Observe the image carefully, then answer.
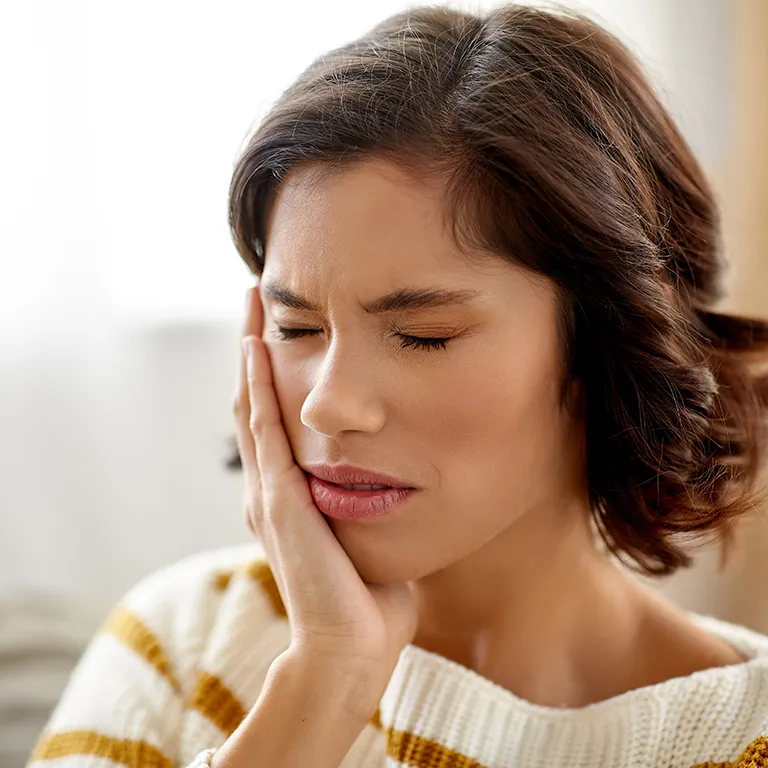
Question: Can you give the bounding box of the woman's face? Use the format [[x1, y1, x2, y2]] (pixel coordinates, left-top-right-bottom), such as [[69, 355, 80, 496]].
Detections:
[[261, 158, 585, 583]]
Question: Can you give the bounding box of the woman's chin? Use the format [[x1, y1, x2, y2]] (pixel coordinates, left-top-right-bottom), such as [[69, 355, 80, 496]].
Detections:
[[341, 543, 445, 585]]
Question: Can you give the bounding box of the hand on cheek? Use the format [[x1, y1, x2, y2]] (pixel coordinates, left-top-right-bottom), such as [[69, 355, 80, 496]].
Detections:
[[231, 284, 418, 706]]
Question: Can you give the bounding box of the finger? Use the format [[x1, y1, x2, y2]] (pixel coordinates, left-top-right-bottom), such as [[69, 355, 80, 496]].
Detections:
[[240, 327, 313, 610], [233, 286, 263, 450], [232, 284, 294, 609], [233, 285, 264, 531], [243, 334, 313, 504], [243, 281, 264, 346]]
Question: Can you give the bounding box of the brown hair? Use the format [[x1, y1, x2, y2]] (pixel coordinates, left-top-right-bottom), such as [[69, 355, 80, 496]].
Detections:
[[224, 3, 768, 576]]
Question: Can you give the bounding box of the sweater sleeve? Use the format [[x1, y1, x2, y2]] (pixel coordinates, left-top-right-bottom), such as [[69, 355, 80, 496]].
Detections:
[[25, 544, 266, 768]]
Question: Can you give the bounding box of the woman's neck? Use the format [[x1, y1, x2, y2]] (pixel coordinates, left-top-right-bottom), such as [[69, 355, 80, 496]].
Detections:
[[408, 499, 744, 708]]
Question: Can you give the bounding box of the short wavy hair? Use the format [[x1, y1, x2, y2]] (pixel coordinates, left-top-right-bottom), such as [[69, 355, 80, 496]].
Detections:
[[225, 3, 768, 576]]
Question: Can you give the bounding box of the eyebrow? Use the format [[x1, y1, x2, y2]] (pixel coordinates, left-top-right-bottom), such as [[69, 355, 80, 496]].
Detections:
[[260, 284, 481, 314]]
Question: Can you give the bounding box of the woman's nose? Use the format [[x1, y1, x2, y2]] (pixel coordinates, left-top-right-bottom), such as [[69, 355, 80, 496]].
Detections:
[[299, 348, 386, 438]]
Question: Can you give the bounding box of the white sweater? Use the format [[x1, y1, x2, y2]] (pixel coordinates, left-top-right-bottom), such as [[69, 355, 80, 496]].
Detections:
[[27, 543, 768, 767]]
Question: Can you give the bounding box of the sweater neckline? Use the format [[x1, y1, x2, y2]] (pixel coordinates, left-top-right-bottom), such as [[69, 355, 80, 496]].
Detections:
[[387, 611, 768, 721], [379, 613, 768, 767]]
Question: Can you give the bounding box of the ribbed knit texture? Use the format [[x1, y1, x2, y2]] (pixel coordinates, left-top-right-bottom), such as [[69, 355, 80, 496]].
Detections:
[[26, 543, 768, 767]]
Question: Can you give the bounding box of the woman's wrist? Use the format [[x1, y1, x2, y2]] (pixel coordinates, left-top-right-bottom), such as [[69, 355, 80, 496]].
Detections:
[[210, 650, 378, 768], [279, 646, 386, 719]]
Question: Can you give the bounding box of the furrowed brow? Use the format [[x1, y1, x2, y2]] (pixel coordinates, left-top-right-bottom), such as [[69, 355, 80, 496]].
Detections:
[[260, 284, 480, 314]]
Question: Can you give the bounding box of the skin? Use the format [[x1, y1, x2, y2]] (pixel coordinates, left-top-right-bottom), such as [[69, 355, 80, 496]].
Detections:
[[215, 157, 745, 768]]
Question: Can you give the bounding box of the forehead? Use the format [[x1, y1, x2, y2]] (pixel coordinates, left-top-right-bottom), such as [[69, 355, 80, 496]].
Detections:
[[260, 158, 552, 314], [262, 158, 471, 280]]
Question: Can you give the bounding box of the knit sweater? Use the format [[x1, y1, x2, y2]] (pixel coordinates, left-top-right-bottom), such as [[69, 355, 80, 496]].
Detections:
[[27, 543, 768, 768]]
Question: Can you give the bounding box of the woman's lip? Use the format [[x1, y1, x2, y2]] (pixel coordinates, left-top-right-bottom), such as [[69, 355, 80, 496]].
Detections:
[[308, 475, 415, 520], [302, 464, 413, 489]]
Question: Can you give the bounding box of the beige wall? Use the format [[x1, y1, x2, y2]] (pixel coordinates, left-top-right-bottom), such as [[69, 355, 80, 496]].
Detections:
[[716, 0, 768, 633]]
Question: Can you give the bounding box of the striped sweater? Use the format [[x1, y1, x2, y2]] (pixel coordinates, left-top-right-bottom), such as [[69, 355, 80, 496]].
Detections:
[[27, 543, 768, 767]]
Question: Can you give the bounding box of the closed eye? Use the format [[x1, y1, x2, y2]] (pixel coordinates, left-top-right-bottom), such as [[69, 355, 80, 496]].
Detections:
[[271, 326, 451, 351]]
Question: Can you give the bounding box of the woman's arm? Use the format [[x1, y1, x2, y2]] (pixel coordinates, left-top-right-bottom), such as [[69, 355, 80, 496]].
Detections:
[[211, 652, 376, 768]]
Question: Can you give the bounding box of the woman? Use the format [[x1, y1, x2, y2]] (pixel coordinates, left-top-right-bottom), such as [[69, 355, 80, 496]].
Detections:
[[29, 4, 768, 767]]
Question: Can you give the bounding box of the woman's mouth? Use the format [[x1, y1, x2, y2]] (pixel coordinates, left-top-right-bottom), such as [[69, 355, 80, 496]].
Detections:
[[308, 475, 415, 520]]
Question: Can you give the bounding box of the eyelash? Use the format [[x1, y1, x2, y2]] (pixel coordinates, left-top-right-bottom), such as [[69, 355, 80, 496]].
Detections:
[[272, 327, 451, 351]]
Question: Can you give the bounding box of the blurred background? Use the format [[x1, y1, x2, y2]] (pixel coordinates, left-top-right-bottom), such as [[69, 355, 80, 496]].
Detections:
[[1, 0, 766, 765]]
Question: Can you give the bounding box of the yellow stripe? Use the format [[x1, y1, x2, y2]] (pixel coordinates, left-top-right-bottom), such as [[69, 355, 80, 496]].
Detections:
[[102, 608, 181, 693], [214, 570, 233, 591], [28, 726, 768, 768], [385, 731, 768, 768], [188, 671, 382, 738], [30, 730, 173, 768], [387, 728, 485, 767], [188, 671, 248, 736], [689, 736, 768, 767], [245, 560, 287, 617]]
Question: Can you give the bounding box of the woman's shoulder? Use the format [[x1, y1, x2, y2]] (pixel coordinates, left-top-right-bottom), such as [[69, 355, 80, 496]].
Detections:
[[123, 540, 271, 602], [109, 540, 288, 688], [112, 541, 275, 628], [687, 612, 768, 744], [690, 612, 768, 655], [28, 543, 291, 767]]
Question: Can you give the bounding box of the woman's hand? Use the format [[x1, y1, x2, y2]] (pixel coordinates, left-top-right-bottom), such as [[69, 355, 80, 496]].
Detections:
[[232, 283, 417, 715]]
